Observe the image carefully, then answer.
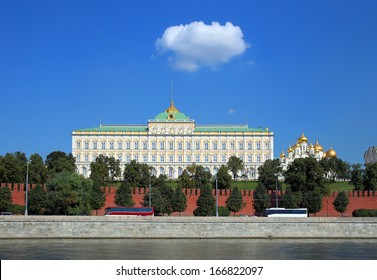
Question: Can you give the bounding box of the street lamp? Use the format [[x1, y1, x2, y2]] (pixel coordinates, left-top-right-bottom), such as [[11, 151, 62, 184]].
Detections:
[[214, 169, 219, 217], [25, 160, 30, 216], [275, 174, 279, 208], [149, 169, 155, 207]]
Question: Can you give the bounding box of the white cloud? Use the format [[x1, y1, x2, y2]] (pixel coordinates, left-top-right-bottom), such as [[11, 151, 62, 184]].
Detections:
[[155, 21, 249, 71], [228, 108, 236, 114]]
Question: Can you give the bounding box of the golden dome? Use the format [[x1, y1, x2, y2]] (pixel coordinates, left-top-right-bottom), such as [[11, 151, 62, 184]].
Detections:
[[280, 150, 286, 158], [165, 101, 179, 114], [287, 146, 293, 153], [297, 133, 308, 143], [309, 143, 314, 149], [325, 147, 337, 158], [314, 140, 324, 152]]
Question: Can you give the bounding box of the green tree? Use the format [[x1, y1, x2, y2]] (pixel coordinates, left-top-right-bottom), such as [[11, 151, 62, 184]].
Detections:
[[363, 163, 377, 191], [226, 187, 244, 216], [142, 188, 166, 216], [45, 171, 92, 215], [252, 183, 270, 216], [178, 170, 193, 190], [227, 156, 244, 181], [303, 190, 322, 216], [0, 152, 26, 183], [29, 153, 48, 185], [333, 191, 349, 217], [90, 155, 121, 186], [350, 164, 364, 191], [193, 186, 215, 216], [180, 164, 211, 190], [281, 188, 301, 209], [90, 183, 106, 216], [258, 159, 282, 190], [45, 151, 76, 175], [214, 165, 232, 190], [284, 157, 327, 195], [0, 186, 12, 212], [28, 184, 47, 215], [172, 188, 187, 215], [115, 181, 135, 207], [123, 160, 150, 188]]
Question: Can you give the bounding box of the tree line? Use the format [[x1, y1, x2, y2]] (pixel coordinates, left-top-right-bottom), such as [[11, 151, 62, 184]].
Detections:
[[1, 150, 376, 216]]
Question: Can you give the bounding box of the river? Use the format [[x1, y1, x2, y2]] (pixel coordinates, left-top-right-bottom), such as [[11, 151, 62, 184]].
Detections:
[[1, 239, 377, 260]]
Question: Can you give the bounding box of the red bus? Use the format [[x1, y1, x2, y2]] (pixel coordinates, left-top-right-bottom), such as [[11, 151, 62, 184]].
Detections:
[[104, 207, 154, 216]]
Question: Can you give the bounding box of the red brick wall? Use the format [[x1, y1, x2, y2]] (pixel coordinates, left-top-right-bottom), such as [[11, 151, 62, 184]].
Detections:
[[5, 183, 377, 217]]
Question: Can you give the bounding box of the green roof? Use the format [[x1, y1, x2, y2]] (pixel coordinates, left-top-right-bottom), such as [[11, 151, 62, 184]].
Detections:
[[73, 125, 148, 133], [195, 126, 267, 133], [153, 112, 191, 121]]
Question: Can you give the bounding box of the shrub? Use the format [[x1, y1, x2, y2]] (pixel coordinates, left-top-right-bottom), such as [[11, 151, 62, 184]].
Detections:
[[352, 209, 377, 217]]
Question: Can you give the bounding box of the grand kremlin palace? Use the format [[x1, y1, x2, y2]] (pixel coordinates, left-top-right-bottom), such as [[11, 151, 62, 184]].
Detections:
[[72, 102, 274, 179]]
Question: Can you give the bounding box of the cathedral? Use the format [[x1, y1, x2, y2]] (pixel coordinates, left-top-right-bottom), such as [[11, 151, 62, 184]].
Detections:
[[72, 101, 274, 179], [279, 133, 337, 171]]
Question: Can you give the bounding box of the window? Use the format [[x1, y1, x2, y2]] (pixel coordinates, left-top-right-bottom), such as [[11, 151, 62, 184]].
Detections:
[[169, 155, 174, 162], [169, 142, 174, 150], [76, 141, 81, 149], [204, 142, 209, 150], [118, 154, 122, 162], [101, 141, 106, 149], [265, 142, 270, 150], [213, 142, 218, 150], [168, 168, 174, 178], [84, 141, 89, 149], [152, 155, 156, 162], [110, 141, 114, 150], [126, 142, 131, 150], [240, 155, 244, 161], [143, 142, 147, 150], [82, 167, 87, 177], [222, 154, 226, 163], [152, 141, 156, 150], [134, 142, 139, 150], [76, 154, 81, 162], [160, 142, 165, 150], [257, 155, 261, 162], [186, 155, 191, 162], [213, 155, 218, 162], [186, 142, 191, 150], [126, 154, 131, 162], [143, 155, 147, 162], [92, 154, 97, 161], [84, 154, 89, 162], [239, 142, 244, 150], [178, 142, 183, 150], [204, 155, 209, 162], [195, 142, 200, 150], [256, 142, 261, 150], [230, 142, 235, 150], [118, 142, 122, 150], [93, 142, 97, 150], [134, 155, 139, 162], [195, 154, 200, 162], [248, 142, 252, 150], [160, 155, 165, 162], [178, 154, 182, 162], [248, 155, 252, 162], [222, 142, 226, 150], [178, 167, 183, 177], [159, 167, 165, 175]]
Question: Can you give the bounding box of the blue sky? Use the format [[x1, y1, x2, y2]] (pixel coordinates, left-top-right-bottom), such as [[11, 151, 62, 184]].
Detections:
[[1, 0, 376, 164]]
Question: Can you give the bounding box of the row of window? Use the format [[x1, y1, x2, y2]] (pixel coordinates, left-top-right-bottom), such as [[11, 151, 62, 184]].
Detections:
[[76, 153, 270, 164], [75, 140, 271, 151]]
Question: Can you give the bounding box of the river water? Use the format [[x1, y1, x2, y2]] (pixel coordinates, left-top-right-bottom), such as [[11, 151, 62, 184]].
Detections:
[[1, 239, 377, 260]]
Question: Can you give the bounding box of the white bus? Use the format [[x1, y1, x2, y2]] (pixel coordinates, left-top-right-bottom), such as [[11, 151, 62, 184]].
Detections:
[[264, 208, 308, 217]]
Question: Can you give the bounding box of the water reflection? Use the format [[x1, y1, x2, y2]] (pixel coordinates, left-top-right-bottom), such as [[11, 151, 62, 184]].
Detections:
[[1, 239, 377, 260]]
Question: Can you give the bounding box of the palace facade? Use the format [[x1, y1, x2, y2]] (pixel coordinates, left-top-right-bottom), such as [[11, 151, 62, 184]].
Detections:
[[72, 102, 274, 179]]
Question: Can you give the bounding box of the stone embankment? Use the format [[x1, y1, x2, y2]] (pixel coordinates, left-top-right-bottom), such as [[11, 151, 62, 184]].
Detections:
[[1, 216, 377, 239]]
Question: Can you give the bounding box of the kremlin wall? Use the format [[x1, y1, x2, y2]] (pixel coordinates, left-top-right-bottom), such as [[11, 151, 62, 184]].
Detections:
[[5, 183, 377, 217]]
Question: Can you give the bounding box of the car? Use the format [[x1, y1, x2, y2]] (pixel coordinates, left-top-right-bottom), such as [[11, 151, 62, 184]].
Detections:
[[0, 212, 12, 216]]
